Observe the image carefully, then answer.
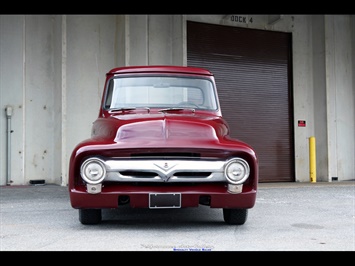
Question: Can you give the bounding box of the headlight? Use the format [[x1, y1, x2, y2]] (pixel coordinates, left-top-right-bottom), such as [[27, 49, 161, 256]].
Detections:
[[224, 158, 250, 184], [80, 158, 106, 184]]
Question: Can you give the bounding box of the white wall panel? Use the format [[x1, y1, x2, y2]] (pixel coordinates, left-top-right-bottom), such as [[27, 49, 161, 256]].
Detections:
[[0, 15, 25, 185], [24, 15, 57, 184], [331, 16, 354, 180], [311, 15, 328, 181], [291, 15, 315, 182], [325, 15, 355, 181], [65, 15, 117, 185], [148, 15, 172, 65]]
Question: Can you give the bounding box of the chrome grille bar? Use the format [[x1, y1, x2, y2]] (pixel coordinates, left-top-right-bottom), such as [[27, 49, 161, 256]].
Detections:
[[103, 159, 226, 182]]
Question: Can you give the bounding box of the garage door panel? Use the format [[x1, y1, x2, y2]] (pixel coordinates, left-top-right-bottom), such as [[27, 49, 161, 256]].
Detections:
[[187, 21, 294, 182]]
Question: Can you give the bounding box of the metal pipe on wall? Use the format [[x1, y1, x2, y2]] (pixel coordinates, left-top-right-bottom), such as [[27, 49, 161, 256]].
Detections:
[[5, 105, 13, 185]]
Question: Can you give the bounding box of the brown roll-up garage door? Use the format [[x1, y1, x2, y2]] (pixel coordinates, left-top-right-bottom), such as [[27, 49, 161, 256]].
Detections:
[[187, 21, 294, 183]]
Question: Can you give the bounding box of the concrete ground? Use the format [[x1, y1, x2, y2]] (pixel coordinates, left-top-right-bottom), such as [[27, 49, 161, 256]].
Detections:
[[0, 180, 354, 251]]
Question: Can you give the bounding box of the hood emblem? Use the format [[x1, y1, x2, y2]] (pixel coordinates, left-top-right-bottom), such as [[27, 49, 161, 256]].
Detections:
[[154, 162, 177, 172]]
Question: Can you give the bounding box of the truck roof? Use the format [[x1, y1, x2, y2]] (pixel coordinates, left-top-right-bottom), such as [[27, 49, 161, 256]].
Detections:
[[107, 65, 213, 77]]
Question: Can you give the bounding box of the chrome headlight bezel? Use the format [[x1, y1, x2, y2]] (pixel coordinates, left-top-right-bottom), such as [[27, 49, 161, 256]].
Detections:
[[224, 158, 250, 185], [80, 158, 106, 184]]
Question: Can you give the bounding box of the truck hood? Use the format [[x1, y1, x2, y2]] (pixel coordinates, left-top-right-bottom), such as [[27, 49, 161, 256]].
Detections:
[[113, 113, 227, 143]]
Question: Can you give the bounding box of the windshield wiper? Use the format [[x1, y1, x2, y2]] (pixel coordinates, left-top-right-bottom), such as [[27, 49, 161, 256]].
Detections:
[[109, 107, 150, 113], [158, 107, 195, 113], [109, 107, 136, 112]]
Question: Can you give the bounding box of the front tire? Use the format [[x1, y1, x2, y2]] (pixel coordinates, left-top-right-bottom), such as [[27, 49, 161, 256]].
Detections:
[[79, 209, 102, 225], [223, 208, 248, 225]]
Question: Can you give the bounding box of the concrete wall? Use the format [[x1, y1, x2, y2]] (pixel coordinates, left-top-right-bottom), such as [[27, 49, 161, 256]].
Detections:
[[324, 15, 354, 181], [0, 14, 354, 186], [292, 15, 317, 182], [64, 15, 117, 185], [1, 15, 25, 185]]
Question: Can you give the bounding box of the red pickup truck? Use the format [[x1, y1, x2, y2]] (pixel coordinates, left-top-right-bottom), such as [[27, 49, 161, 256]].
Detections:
[[68, 65, 258, 225]]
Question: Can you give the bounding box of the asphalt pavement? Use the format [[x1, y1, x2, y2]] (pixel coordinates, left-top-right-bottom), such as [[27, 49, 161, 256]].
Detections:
[[0, 180, 354, 251]]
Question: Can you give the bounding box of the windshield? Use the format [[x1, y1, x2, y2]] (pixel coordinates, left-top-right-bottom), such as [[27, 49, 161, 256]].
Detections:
[[104, 76, 218, 111]]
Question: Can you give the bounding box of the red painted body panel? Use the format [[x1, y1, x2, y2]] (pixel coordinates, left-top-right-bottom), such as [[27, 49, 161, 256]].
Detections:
[[70, 183, 257, 209], [68, 65, 258, 220]]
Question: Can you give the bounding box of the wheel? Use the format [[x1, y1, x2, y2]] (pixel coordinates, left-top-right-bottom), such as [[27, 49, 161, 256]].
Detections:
[[79, 209, 102, 225], [223, 208, 248, 225]]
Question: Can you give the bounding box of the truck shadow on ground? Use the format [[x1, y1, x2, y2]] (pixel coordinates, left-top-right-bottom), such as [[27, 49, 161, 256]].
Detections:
[[98, 205, 229, 227]]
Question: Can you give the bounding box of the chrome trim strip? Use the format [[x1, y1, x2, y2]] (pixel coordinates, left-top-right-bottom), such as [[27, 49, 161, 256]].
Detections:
[[103, 159, 227, 183]]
